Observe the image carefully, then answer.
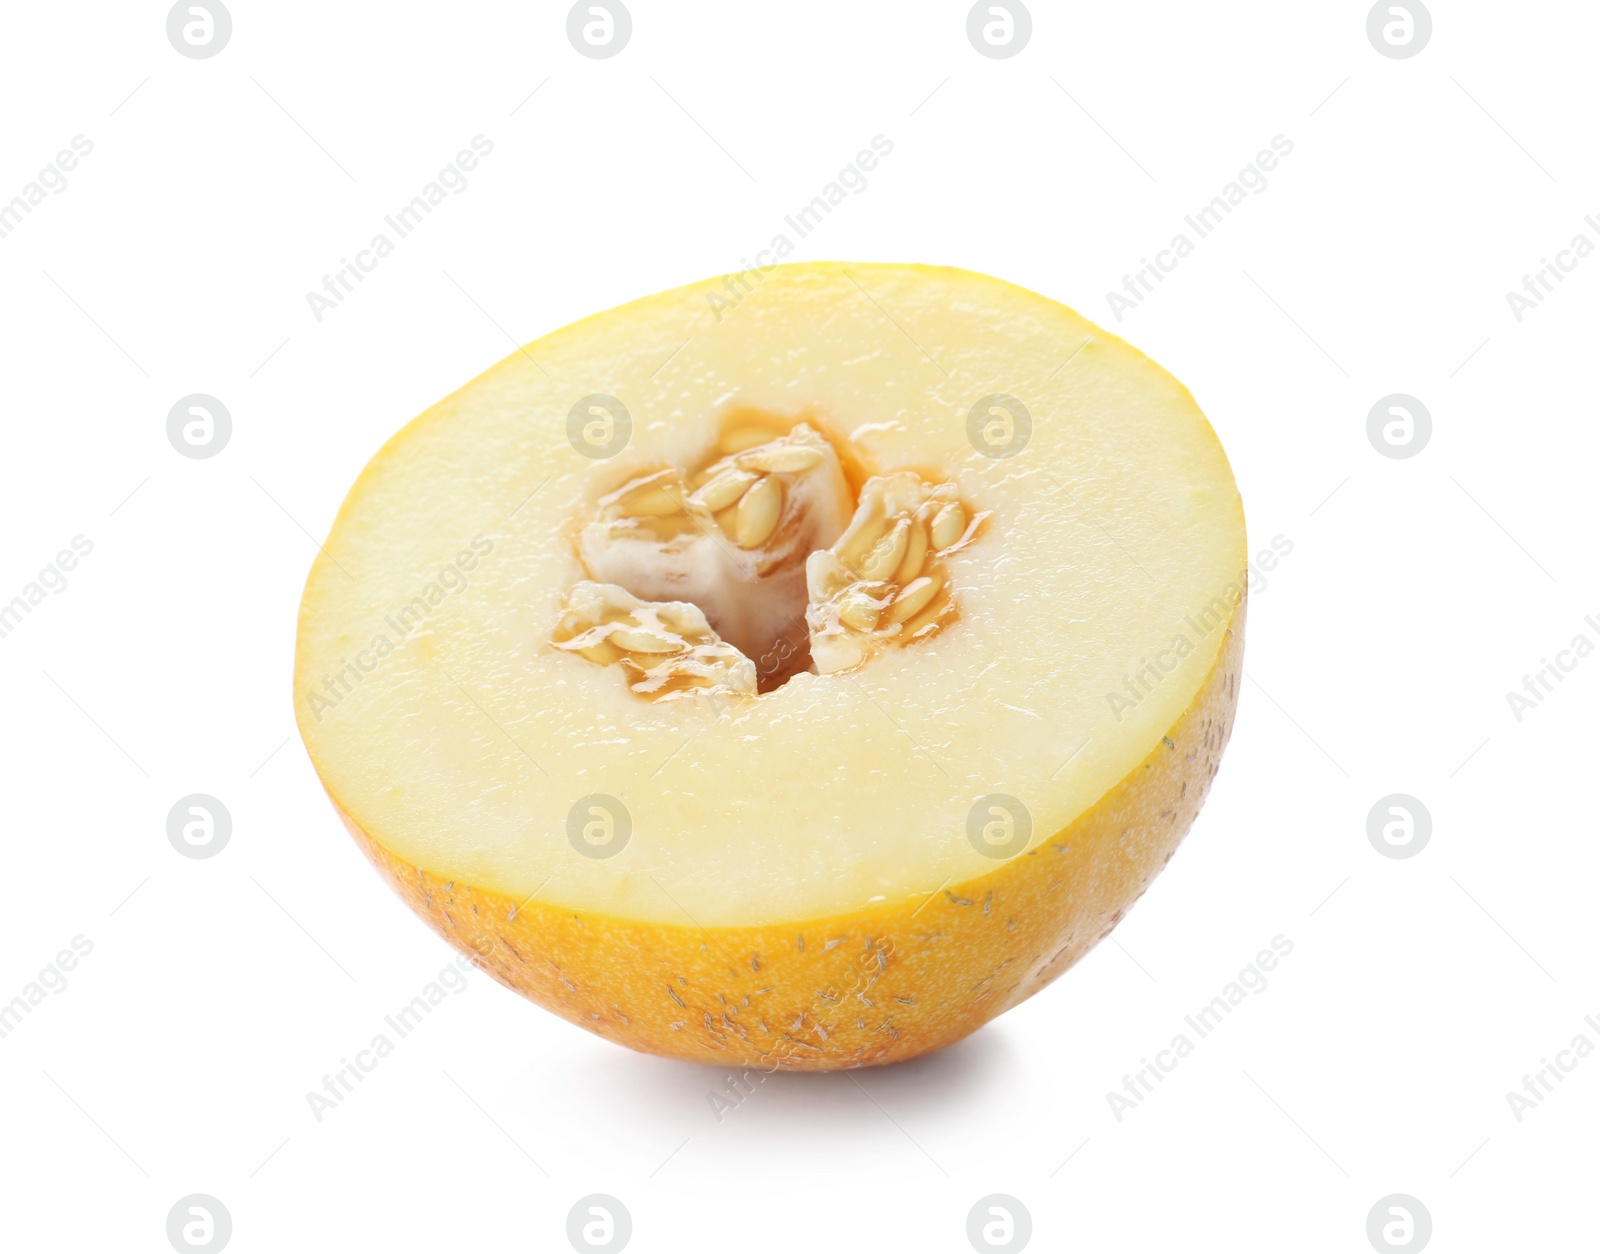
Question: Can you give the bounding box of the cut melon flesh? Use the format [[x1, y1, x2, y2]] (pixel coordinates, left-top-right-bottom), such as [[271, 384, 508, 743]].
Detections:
[[295, 263, 1245, 1067]]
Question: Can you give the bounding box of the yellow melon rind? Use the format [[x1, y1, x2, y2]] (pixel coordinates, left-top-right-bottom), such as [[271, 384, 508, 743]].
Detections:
[[325, 598, 1243, 1070]]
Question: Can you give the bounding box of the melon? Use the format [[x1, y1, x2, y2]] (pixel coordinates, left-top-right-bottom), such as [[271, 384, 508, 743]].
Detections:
[[294, 262, 1246, 1069]]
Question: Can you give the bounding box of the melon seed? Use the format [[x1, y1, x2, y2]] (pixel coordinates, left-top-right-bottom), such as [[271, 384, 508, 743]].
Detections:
[[930, 502, 966, 551], [899, 585, 950, 636], [615, 477, 685, 518], [857, 517, 909, 582], [836, 588, 883, 632], [739, 444, 825, 474], [735, 474, 783, 549], [891, 518, 929, 586], [577, 638, 625, 666], [691, 468, 758, 513], [885, 569, 944, 625], [610, 626, 684, 654]]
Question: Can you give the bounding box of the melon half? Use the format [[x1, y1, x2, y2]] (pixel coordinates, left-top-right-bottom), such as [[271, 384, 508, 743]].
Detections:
[[294, 263, 1246, 1070]]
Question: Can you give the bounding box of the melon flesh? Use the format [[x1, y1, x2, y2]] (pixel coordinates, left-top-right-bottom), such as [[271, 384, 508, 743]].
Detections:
[[294, 262, 1246, 1068]]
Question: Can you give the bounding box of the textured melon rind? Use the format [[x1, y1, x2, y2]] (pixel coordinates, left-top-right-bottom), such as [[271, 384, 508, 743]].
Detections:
[[324, 598, 1244, 1071]]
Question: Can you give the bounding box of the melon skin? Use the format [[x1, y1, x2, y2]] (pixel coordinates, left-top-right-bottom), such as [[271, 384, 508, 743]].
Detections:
[[324, 600, 1241, 1070]]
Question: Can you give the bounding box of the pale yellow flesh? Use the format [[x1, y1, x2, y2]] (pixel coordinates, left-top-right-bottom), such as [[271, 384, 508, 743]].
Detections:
[[329, 603, 1242, 1069], [294, 263, 1245, 934]]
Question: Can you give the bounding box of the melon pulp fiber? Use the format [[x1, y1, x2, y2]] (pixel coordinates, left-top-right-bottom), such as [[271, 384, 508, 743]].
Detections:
[[294, 262, 1246, 1069]]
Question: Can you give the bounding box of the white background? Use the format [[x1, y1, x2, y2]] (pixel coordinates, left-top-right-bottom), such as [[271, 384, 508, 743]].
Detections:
[[1, 1, 1594, 1250]]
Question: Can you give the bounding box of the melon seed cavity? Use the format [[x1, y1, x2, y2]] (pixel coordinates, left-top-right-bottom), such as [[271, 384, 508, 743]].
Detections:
[[556, 415, 981, 699]]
